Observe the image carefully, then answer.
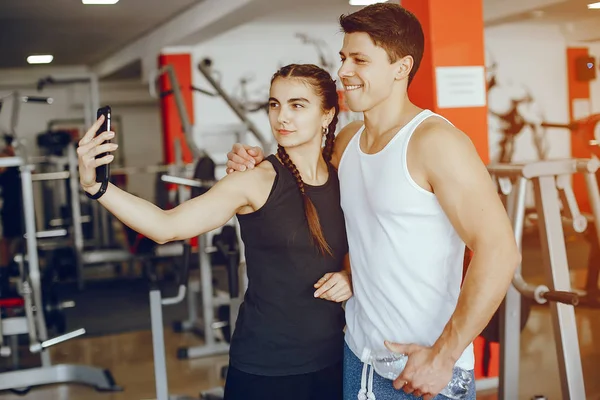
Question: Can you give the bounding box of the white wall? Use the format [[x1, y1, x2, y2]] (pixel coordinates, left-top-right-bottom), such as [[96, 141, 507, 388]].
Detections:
[[117, 104, 163, 200], [190, 18, 362, 174], [189, 17, 575, 170], [485, 22, 571, 163]]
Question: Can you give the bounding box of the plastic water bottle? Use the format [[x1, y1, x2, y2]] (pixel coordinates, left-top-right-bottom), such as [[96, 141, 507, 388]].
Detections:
[[370, 351, 472, 400]]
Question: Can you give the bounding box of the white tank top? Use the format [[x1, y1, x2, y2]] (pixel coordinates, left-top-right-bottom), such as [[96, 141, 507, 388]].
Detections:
[[339, 109, 475, 371]]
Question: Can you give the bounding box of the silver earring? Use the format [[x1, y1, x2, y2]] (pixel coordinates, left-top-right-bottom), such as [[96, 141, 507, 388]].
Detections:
[[322, 127, 328, 136]]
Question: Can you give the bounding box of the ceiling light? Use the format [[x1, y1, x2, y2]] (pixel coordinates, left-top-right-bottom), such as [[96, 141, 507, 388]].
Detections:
[[27, 55, 54, 64], [349, 0, 389, 5], [82, 0, 119, 4], [588, 2, 600, 9]]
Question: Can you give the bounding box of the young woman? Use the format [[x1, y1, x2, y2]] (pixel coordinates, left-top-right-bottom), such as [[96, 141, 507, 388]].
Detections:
[[77, 64, 351, 400]]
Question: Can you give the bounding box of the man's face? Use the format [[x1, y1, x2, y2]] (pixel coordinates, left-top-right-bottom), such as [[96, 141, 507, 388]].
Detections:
[[338, 32, 401, 113]]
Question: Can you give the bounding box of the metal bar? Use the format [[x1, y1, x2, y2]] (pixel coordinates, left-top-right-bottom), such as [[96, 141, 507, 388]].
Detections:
[[499, 177, 525, 400], [583, 172, 600, 300], [185, 342, 229, 359], [90, 74, 100, 125], [162, 286, 186, 306], [174, 139, 187, 204], [10, 92, 21, 135], [507, 177, 548, 302], [489, 159, 582, 179], [24, 229, 68, 239], [31, 171, 70, 181], [164, 65, 204, 159], [30, 329, 86, 353], [0, 157, 23, 168], [184, 280, 200, 332], [197, 61, 270, 149], [556, 175, 587, 233], [1, 317, 29, 336], [540, 122, 575, 130], [20, 165, 52, 367], [49, 216, 91, 226], [0, 364, 119, 392], [92, 198, 102, 249], [150, 290, 169, 400], [160, 175, 215, 189], [487, 163, 526, 178], [111, 165, 171, 175], [533, 176, 586, 400], [97, 77, 109, 248], [576, 158, 600, 174], [22, 96, 53, 104], [584, 172, 600, 251], [100, 206, 111, 247], [82, 249, 132, 264], [199, 234, 216, 347], [67, 145, 85, 290], [10, 335, 18, 368]]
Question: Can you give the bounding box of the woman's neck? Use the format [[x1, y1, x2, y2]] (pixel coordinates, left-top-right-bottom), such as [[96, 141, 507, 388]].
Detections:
[[279, 145, 328, 185]]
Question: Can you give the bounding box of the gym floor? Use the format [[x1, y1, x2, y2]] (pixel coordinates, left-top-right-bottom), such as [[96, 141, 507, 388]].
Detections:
[[1, 230, 600, 400]]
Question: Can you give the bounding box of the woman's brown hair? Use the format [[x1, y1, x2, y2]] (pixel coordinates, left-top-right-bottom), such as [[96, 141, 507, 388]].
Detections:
[[271, 64, 340, 256]]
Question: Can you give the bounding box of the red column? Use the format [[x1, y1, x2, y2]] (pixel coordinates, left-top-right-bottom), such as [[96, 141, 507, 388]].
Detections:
[[566, 47, 592, 212], [158, 53, 195, 165], [404, 0, 489, 163]]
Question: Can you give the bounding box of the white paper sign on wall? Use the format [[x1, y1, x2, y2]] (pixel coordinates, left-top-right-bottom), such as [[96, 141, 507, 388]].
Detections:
[[435, 66, 487, 109]]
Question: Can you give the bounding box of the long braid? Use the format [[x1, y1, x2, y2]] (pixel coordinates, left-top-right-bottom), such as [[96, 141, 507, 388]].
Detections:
[[271, 64, 339, 257], [322, 110, 338, 165], [277, 145, 333, 256], [277, 145, 305, 195]]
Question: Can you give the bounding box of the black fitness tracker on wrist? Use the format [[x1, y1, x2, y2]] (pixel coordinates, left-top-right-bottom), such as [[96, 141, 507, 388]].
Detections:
[[85, 179, 108, 200]]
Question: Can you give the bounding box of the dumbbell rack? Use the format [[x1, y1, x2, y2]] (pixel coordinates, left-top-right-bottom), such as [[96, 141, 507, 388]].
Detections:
[[0, 157, 121, 395], [488, 158, 592, 400]]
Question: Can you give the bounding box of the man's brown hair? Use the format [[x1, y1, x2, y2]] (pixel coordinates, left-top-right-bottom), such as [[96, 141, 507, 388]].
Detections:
[[339, 3, 425, 86]]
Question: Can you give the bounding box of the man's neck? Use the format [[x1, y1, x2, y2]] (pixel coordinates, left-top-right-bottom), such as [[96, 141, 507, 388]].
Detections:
[[363, 92, 421, 138]]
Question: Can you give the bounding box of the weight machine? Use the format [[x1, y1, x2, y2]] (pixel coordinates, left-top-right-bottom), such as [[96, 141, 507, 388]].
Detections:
[[196, 58, 273, 152], [0, 156, 120, 395], [147, 62, 259, 361], [148, 173, 244, 400], [487, 158, 596, 400], [160, 173, 242, 362], [35, 72, 133, 289]]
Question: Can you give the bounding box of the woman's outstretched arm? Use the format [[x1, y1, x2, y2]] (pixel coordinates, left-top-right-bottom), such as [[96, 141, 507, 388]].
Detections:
[[78, 116, 256, 244]]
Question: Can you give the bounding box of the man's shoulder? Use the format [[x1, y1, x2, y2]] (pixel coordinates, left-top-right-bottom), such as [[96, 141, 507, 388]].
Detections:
[[412, 115, 471, 151], [331, 120, 364, 168], [410, 115, 481, 178], [337, 120, 364, 141]]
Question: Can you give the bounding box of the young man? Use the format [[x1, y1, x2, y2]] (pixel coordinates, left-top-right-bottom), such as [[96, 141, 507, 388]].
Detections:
[[226, 4, 520, 399]]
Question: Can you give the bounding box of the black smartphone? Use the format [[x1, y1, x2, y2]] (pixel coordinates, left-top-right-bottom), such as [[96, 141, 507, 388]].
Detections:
[[95, 105, 111, 183]]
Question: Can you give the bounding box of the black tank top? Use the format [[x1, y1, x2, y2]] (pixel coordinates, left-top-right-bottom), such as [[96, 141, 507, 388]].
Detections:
[[230, 154, 348, 376]]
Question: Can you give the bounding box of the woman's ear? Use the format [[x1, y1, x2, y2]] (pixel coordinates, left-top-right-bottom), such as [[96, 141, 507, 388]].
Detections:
[[323, 107, 335, 128]]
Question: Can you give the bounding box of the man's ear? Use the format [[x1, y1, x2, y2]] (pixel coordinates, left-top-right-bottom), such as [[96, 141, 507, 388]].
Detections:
[[395, 55, 414, 81]]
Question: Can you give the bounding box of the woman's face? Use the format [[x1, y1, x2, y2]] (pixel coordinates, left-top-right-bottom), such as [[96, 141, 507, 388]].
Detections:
[[268, 77, 330, 150]]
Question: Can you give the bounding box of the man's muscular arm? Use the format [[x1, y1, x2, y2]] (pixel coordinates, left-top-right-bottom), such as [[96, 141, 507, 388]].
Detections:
[[386, 119, 520, 399]]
